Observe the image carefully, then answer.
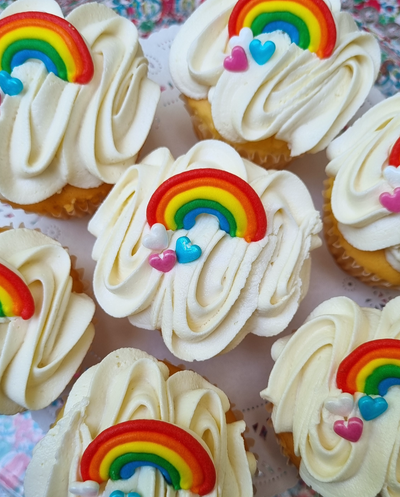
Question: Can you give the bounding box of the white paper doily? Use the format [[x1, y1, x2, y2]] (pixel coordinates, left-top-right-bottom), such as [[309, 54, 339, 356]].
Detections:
[[0, 24, 397, 497]]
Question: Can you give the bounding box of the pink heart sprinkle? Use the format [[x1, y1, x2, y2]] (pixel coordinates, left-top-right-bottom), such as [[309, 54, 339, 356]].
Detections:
[[333, 417, 363, 442], [380, 187, 400, 213], [148, 250, 176, 273], [223, 46, 248, 72]]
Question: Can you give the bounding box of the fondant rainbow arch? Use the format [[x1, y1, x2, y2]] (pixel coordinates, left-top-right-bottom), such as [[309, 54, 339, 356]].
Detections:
[[228, 0, 337, 59], [0, 262, 35, 320], [0, 11, 94, 84], [146, 169, 267, 243], [337, 339, 400, 396], [80, 420, 216, 496], [389, 137, 400, 167]]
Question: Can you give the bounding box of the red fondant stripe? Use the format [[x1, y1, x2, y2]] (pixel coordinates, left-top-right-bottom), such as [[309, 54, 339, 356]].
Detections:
[[0, 11, 93, 83], [146, 168, 267, 242], [80, 419, 216, 495], [336, 339, 400, 394], [228, 0, 336, 59], [0, 263, 34, 320], [389, 137, 400, 168]]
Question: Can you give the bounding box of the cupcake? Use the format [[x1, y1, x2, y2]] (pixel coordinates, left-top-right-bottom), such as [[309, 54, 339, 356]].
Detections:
[[0, 0, 160, 218], [24, 347, 256, 497], [88, 140, 322, 361], [324, 93, 400, 289], [169, 0, 380, 168], [0, 228, 95, 415], [261, 296, 400, 497]]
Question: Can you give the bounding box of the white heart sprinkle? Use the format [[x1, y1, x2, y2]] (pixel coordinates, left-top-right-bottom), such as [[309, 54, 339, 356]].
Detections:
[[142, 223, 169, 251], [229, 27, 253, 50], [324, 393, 354, 417], [384, 165, 400, 188], [69, 481, 100, 496]]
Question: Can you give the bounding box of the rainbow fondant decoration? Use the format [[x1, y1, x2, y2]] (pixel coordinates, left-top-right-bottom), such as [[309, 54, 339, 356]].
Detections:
[[146, 169, 267, 243], [228, 0, 337, 59], [0, 11, 94, 84], [80, 420, 216, 496], [0, 262, 34, 320], [337, 339, 400, 396]]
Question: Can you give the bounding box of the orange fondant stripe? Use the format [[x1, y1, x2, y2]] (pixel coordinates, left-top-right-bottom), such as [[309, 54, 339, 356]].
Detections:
[[229, 0, 335, 58], [0, 12, 93, 83], [0, 274, 25, 315], [337, 339, 400, 394], [0, 263, 34, 320], [155, 179, 257, 240], [87, 431, 204, 486], [147, 169, 267, 242], [80, 420, 216, 496]]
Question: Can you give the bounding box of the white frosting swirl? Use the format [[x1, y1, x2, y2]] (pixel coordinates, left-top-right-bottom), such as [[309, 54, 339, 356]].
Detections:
[[170, 0, 380, 156], [0, 229, 95, 414], [24, 348, 256, 497], [326, 93, 400, 272], [261, 296, 400, 497], [0, 0, 160, 204], [88, 140, 322, 361]]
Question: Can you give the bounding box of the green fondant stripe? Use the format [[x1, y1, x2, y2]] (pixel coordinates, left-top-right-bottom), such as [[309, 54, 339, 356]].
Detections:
[[174, 199, 237, 237], [2, 39, 68, 80], [0, 301, 5, 318], [251, 12, 310, 50], [109, 452, 181, 490], [364, 364, 400, 395]]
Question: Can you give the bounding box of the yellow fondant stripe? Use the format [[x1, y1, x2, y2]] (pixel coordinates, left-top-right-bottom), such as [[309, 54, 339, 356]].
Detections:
[[164, 186, 248, 237], [243, 2, 321, 53], [98, 441, 193, 488], [0, 287, 14, 316], [356, 358, 400, 392], [0, 26, 76, 80]]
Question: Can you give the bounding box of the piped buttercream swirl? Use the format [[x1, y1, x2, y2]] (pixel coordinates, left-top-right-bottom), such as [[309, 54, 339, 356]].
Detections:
[[24, 348, 256, 497], [170, 0, 380, 156], [326, 93, 400, 272], [0, 228, 95, 414], [0, 0, 160, 204], [88, 140, 321, 361], [261, 296, 400, 497]]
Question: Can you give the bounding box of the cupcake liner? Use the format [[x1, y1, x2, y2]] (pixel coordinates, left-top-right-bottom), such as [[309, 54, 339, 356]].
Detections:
[[5, 182, 113, 219], [183, 96, 293, 169], [275, 431, 301, 471], [323, 178, 400, 289]]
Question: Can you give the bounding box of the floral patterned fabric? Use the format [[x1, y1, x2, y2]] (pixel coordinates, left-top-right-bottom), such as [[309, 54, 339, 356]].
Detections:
[[0, 412, 43, 497]]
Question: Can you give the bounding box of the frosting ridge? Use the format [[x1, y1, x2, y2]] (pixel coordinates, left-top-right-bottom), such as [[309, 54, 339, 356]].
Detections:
[[0, 0, 160, 204], [261, 296, 400, 497], [326, 93, 400, 272], [88, 140, 321, 361], [170, 0, 380, 156], [0, 228, 95, 414], [24, 348, 256, 497]]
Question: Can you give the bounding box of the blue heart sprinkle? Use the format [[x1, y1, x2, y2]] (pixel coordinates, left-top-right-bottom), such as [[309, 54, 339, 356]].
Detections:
[[0, 70, 23, 96], [175, 236, 202, 264], [249, 39, 276, 66], [110, 492, 125, 497], [358, 395, 388, 421]]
